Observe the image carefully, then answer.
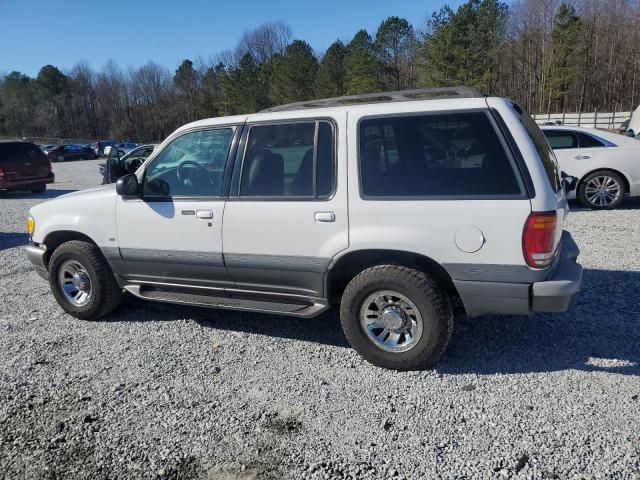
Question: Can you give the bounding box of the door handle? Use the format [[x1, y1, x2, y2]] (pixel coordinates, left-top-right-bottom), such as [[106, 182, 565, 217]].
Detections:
[[575, 155, 591, 160], [314, 211, 335, 223], [196, 210, 213, 219]]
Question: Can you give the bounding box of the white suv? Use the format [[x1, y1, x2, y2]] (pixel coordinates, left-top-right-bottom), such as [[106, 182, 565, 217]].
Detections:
[[24, 87, 583, 370]]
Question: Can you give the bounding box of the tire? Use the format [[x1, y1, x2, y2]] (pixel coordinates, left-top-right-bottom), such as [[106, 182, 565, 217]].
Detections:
[[30, 185, 46, 194], [339, 265, 453, 370], [48, 240, 122, 320], [578, 170, 626, 210]]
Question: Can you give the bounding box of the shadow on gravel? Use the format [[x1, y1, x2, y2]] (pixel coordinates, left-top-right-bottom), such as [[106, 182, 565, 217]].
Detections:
[[569, 196, 640, 211], [108, 295, 350, 348], [441, 268, 640, 376], [102, 269, 638, 373], [0, 188, 76, 200], [0, 232, 29, 251]]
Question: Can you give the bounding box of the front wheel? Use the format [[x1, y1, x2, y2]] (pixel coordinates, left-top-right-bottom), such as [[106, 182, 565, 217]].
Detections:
[[340, 265, 453, 370], [48, 240, 122, 320], [578, 171, 626, 210]]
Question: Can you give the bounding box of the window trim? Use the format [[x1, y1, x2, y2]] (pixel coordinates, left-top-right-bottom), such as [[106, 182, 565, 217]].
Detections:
[[356, 108, 529, 201], [229, 118, 338, 202], [133, 125, 241, 203]]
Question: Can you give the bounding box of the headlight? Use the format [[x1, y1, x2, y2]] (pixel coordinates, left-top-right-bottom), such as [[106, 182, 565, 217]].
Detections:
[[26, 217, 35, 235]]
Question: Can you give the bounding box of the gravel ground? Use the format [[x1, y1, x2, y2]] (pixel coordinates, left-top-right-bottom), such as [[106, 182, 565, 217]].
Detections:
[[1, 159, 639, 480]]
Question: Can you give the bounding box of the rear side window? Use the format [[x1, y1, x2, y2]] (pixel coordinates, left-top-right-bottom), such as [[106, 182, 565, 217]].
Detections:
[[543, 130, 578, 149], [239, 121, 335, 198], [576, 132, 605, 148], [513, 105, 560, 192], [358, 111, 522, 198]]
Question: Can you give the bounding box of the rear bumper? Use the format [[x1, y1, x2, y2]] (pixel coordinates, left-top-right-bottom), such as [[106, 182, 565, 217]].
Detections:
[[0, 173, 54, 191], [24, 243, 49, 280], [454, 231, 582, 317]]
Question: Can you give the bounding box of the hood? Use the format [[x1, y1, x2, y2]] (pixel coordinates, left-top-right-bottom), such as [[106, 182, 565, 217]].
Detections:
[[30, 184, 117, 219]]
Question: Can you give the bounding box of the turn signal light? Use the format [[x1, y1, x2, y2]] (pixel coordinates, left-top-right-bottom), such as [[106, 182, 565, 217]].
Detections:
[[26, 217, 35, 235], [523, 211, 557, 268]]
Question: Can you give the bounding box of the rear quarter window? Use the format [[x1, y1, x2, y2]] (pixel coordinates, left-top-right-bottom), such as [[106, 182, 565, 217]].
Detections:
[[513, 105, 561, 192], [358, 111, 523, 198]]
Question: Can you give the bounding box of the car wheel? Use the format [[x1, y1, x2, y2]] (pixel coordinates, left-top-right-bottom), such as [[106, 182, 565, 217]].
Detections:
[[30, 185, 46, 194], [48, 240, 122, 320], [340, 265, 453, 370], [57, 154, 65, 163], [578, 171, 626, 210]]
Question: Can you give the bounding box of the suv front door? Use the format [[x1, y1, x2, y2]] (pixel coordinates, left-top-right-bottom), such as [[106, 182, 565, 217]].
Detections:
[[115, 126, 239, 288], [222, 116, 348, 297]]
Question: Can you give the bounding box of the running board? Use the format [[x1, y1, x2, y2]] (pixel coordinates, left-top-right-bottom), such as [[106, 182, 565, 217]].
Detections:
[[123, 285, 329, 318]]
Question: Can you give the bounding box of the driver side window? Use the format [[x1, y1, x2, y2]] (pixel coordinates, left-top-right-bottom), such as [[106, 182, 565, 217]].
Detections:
[[143, 128, 233, 198]]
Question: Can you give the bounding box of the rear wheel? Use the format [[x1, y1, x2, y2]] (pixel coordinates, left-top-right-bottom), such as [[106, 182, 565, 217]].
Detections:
[[340, 265, 453, 370], [48, 240, 122, 320], [30, 185, 46, 194], [578, 171, 626, 210]]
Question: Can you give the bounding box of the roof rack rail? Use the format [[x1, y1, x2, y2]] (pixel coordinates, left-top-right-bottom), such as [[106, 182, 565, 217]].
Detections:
[[261, 86, 484, 113]]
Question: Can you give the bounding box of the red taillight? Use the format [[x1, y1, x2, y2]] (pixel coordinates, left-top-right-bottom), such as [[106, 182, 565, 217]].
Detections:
[[523, 211, 557, 268], [0, 166, 4, 177], [47, 160, 52, 173]]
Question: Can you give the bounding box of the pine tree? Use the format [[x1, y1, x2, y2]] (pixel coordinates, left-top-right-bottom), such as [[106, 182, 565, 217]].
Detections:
[[345, 30, 380, 95], [418, 0, 506, 93], [270, 40, 318, 104], [548, 3, 583, 112], [374, 17, 416, 90], [315, 40, 347, 98]]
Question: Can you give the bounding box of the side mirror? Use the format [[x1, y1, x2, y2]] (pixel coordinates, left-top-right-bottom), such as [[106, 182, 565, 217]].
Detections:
[[561, 171, 578, 193], [116, 174, 140, 196]]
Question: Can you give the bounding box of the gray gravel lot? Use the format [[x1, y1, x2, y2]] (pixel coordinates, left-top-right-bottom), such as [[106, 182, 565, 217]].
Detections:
[[1, 159, 639, 480]]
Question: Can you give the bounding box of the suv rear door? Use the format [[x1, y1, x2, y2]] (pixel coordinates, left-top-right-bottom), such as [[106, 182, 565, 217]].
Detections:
[[222, 113, 348, 297]]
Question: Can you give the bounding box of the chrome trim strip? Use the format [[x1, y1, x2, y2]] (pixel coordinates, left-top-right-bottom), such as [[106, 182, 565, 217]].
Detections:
[[225, 253, 330, 272]]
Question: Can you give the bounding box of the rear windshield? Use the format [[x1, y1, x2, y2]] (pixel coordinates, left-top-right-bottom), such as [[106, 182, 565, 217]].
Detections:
[[513, 104, 560, 192], [0, 142, 47, 163], [358, 111, 523, 198]]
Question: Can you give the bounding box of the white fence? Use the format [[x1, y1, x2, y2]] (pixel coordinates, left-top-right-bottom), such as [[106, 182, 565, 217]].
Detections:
[[533, 111, 631, 130]]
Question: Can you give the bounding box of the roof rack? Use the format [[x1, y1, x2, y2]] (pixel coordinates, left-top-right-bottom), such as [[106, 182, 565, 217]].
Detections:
[[261, 86, 484, 113]]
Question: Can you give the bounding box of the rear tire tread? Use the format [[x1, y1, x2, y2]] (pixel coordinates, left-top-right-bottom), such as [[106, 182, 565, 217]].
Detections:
[[340, 265, 453, 370]]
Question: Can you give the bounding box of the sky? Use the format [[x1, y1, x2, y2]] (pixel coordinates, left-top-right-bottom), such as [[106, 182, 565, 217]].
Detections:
[[0, 0, 466, 77]]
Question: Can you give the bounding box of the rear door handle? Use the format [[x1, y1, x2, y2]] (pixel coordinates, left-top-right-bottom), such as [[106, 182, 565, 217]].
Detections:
[[575, 155, 591, 160], [196, 210, 213, 219], [314, 211, 335, 223]]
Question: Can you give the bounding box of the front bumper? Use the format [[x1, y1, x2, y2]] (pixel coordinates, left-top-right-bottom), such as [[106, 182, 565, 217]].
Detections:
[[454, 231, 583, 317], [24, 243, 49, 280]]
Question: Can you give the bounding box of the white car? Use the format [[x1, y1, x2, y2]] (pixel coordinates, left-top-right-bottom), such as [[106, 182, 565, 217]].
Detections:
[[541, 126, 640, 209], [24, 88, 583, 370], [628, 104, 640, 138]]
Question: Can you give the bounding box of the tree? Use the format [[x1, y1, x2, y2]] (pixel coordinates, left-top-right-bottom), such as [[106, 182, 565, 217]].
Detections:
[[374, 17, 416, 90], [315, 40, 347, 98], [548, 3, 583, 112], [225, 53, 268, 113], [345, 30, 380, 94], [270, 40, 318, 104], [174, 59, 200, 122], [418, 0, 507, 93], [234, 21, 292, 65]]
